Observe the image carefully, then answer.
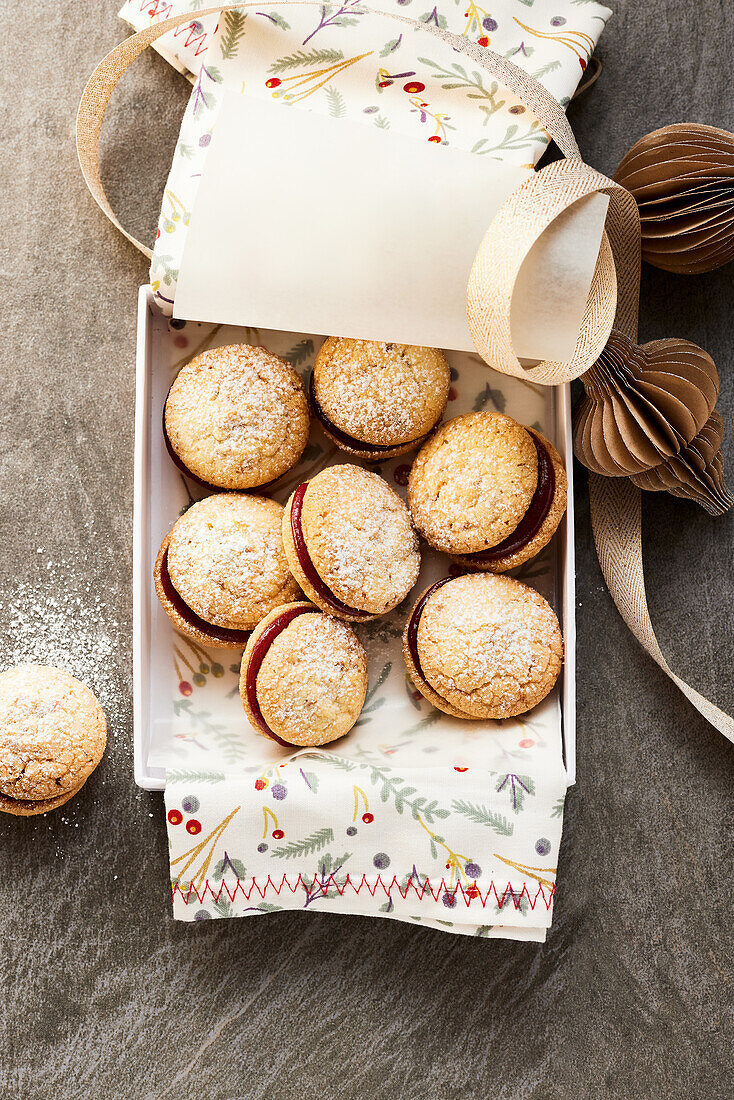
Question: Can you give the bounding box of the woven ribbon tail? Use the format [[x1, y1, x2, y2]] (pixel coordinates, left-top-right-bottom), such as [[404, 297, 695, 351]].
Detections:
[[589, 473, 734, 743]]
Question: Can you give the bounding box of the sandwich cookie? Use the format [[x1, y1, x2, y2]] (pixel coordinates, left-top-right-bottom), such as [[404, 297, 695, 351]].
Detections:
[[407, 412, 567, 572], [282, 464, 420, 621], [240, 602, 368, 747], [310, 338, 450, 460], [403, 573, 563, 720], [164, 343, 309, 490], [0, 665, 106, 816], [155, 493, 300, 649]]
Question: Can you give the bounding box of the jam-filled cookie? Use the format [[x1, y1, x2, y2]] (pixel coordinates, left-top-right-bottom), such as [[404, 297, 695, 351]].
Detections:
[[407, 412, 567, 571], [164, 343, 309, 490], [0, 665, 106, 816], [240, 602, 368, 747], [403, 573, 563, 720], [154, 493, 300, 648], [282, 464, 420, 621], [310, 338, 450, 460]]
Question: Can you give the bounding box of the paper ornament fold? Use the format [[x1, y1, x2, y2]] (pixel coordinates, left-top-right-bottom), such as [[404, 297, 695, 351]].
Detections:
[[614, 123, 734, 274], [630, 410, 733, 516], [573, 328, 719, 477]]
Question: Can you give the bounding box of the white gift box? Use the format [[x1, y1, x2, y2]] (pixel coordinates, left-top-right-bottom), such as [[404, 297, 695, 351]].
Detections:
[[132, 285, 576, 792]]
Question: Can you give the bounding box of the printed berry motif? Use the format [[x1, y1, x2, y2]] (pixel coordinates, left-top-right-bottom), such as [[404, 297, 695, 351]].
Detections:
[[141, 0, 598, 932], [137, 0, 605, 313]]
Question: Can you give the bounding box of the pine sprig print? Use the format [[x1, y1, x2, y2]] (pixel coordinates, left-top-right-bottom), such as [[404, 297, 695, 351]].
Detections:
[[317, 756, 450, 823], [269, 48, 344, 75], [354, 662, 391, 726], [167, 769, 226, 784], [283, 338, 314, 366], [272, 827, 334, 859], [325, 85, 346, 118], [531, 59, 561, 79], [473, 381, 506, 413], [220, 10, 247, 60], [495, 773, 536, 814], [451, 799, 514, 836]]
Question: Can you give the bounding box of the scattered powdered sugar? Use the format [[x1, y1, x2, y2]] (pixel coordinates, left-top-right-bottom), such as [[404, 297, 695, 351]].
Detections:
[[1, 562, 124, 740]]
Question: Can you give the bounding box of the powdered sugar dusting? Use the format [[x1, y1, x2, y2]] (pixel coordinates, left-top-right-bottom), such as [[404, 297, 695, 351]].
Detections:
[[418, 574, 562, 718], [256, 613, 367, 746], [314, 339, 449, 446]]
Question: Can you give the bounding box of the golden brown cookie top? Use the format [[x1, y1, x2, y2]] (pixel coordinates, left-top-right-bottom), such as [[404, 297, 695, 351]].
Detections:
[[296, 464, 420, 615], [407, 412, 538, 554], [165, 343, 309, 489], [240, 604, 368, 747], [412, 573, 562, 719], [313, 338, 450, 446], [451, 428, 568, 574], [167, 493, 300, 631], [0, 665, 106, 803]]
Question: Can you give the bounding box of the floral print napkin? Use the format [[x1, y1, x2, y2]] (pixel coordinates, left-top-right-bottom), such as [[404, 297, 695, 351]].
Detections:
[[119, 0, 611, 312], [143, 316, 572, 940], [124, 0, 611, 937]]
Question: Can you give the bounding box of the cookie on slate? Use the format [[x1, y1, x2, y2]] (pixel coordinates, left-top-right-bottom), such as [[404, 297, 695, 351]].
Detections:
[[310, 338, 450, 460], [402, 574, 563, 720], [155, 493, 300, 649], [0, 665, 106, 816], [282, 464, 420, 621], [240, 602, 368, 747], [408, 412, 566, 570], [164, 343, 309, 490]]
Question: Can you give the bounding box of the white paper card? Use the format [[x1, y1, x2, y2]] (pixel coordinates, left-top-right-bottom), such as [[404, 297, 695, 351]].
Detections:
[[175, 92, 607, 360]]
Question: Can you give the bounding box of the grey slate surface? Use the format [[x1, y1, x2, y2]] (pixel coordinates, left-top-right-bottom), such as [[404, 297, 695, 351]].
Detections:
[[0, 2, 732, 1097]]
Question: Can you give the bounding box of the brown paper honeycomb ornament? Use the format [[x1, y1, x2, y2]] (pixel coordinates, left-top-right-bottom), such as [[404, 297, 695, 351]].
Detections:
[[614, 123, 734, 275]]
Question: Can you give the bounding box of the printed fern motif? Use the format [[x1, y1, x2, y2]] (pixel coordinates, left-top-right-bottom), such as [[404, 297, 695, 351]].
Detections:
[[283, 338, 314, 366], [167, 769, 226, 784], [269, 48, 344, 74], [531, 59, 561, 79], [325, 85, 346, 118], [220, 10, 247, 60], [495, 773, 536, 813], [354, 662, 391, 726], [317, 755, 450, 824], [379, 36, 402, 58], [257, 11, 291, 30], [473, 381, 506, 413], [451, 799, 514, 836], [272, 827, 334, 859]]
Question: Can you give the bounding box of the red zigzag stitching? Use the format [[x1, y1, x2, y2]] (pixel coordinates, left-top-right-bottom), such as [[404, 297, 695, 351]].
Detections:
[[132, 1, 212, 56], [172, 875, 556, 911]]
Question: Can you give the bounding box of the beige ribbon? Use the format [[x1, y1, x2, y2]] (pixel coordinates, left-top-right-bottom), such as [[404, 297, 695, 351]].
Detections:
[[76, 3, 734, 744]]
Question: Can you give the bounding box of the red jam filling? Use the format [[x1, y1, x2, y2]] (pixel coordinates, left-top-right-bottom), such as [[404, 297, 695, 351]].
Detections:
[[159, 548, 251, 646], [244, 605, 313, 747], [309, 372, 429, 455], [459, 435, 555, 563], [290, 483, 371, 619], [406, 577, 453, 681]]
